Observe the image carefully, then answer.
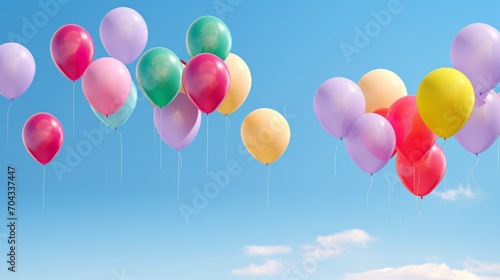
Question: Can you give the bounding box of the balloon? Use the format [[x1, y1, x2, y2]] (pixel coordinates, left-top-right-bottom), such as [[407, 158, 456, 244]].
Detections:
[[186, 15, 232, 60], [241, 108, 290, 165], [136, 47, 183, 108], [22, 113, 64, 165], [50, 24, 94, 81], [345, 113, 396, 174], [100, 7, 148, 64], [455, 90, 500, 154], [416, 67, 474, 138], [183, 53, 230, 114], [313, 77, 365, 139], [451, 23, 500, 96], [82, 57, 131, 116], [154, 93, 201, 150], [92, 82, 138, 129], [387, 96, 436, 163], [358, 69, 407, 113], [396, 143, 446, 198], [217, 53, 252, 115], [0, 43, 36, 100], [373, 108, 397, 158]]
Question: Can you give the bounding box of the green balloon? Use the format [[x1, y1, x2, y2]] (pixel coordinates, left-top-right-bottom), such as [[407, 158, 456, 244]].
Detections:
[[136, 47, 183, 108], [186, 16, 232, 60]]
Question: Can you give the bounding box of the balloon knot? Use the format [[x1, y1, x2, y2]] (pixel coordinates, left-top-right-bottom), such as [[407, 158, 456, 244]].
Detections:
[[114, 127, 117, 131], [340, 137, 343, 141], [105, 114, 109, 118], [420, 196, 423, 200], [475, 153, 478, 157], [266, 163, 269, 166], [10, 98, 13, 101], [443, 137, 447, 141]]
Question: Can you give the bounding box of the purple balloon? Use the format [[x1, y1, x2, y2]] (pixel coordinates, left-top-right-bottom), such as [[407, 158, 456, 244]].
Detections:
[[0, 43, 36, 100], [451, 23, 500, 96], [100, 7, 148, 64], [455, 91, 500, 154], [154, 93, 201, 150], [345, 113, 396, 174], [313, 77, 365, 138]]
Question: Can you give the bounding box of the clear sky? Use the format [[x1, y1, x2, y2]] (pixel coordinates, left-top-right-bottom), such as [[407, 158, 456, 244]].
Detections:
[[1, 0, 500, 279]]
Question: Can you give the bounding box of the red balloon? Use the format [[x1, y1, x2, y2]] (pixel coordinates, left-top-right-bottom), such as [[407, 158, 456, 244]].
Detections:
[[22, 113, 64, 165], [387, 96, 436, 163], [183, 53, 230, 114], [396, 143, 446, 198], [373, 107, 396, 158], [50, 24, 94, 81]]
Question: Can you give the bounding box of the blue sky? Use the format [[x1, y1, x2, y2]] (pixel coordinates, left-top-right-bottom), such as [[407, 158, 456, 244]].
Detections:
[[1, 0, 500, 279]]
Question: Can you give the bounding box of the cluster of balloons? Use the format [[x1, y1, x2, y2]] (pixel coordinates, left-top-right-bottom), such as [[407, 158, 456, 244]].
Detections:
[[314, 22, 500, 199]]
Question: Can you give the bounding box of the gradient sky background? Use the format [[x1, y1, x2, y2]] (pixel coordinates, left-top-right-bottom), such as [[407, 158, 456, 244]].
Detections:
[[1, 0, 500, 279]]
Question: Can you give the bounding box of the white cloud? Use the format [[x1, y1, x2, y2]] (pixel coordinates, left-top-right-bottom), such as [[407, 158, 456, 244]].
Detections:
[[244, 245, 292, 256], [231, 260, 284, 276], [465, 257, 500, 275], [342, 263, 500, 280], [303, 229, 374, 260], [433, 184, 475, 201]]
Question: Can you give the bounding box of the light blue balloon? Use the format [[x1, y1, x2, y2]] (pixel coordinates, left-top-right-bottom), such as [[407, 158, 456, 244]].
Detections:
[[91, 82, 138, 129]]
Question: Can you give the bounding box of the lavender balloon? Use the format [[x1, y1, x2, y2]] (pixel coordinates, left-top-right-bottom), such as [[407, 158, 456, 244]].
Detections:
[[455, 91, 500, 154], [100, 7, 148, 64], [345, 113, 396, 174], [0, 43, 36, 100], [451, 23, 500, 96], [154, 93, 201, 150], [313, 77, 365, 138]]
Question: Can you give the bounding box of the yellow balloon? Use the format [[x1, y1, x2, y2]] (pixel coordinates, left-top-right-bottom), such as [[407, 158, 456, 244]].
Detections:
[[416, 67, 474, 139], [217, 53, 252, 115], [241, 108, 290, 165], [358, 69, 407, 112]]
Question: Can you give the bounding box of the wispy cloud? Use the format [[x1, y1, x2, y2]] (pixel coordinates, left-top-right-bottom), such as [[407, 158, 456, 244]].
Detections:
[[465, 257, 500, 275], [433, 184, 475, 201], [303, 229, 374, 259], [231, 260, 285, 276], [244, 245, 292, 256], [342, 263, 500, 280]]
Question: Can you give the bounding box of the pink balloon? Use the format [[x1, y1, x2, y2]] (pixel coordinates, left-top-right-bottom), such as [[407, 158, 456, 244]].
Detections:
[[183, 53, 230, 114], [22, 113, 64, 165], [345, 113, 396, 174], [154, 93, 201, 150], [82, 57, 131, 116]]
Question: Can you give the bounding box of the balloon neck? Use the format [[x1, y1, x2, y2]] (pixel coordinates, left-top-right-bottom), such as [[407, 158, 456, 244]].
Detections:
[[340, 137, 343, 141], [180, 59, 187, 65], [114, 127, 117, 131], [105, 114, 109, 118], [420, 196, 423, 199], [10, 98, 13, 101], [266, 163, 269, 166], [475, 153, 478, 157], [443, 137, 447, 141]]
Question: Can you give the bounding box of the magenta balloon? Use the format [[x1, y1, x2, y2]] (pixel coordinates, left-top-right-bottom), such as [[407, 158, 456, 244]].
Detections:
[[82, 57, 131, 116], [451, 23, 500, 96], [100, 7, 148, 64], [313, 77, 365, 138], [183, 53, 230, 114], [154, 93, 201, 150], [0, 43, 36, 100], [345, 113, 396, 174], [455, 90, 500, 154]]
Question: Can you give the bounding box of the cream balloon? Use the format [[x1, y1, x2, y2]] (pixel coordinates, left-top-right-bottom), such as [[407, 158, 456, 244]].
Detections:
[[217, 53, 252, 115], [358, 69, 407, 112]]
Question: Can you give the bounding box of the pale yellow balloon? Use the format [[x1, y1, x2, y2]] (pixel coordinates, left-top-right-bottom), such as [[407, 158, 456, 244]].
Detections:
[[241, 108, 290, 165], [217, 53, 252, 115], [358, 69, 407, 112]]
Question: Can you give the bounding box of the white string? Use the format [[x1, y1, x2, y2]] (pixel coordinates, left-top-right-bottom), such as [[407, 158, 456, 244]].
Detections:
[[6, 99, 14, 142], [116, 129, 123, 184], [160, 109, 163, 170], [334, 141, 339, 188], [387, 170, 391, 225], [399, 183, 402, 237], [468, 155, 480, 190], [366, 174, 373, 206], [72, 81, 75, 143], [267, 164, 271, 209], [177, 150, 183, 201], [206, 114, 209, 174], [225, 115, 230, 162], [106, 127, 109, 189], [43, 165, 46, 210]]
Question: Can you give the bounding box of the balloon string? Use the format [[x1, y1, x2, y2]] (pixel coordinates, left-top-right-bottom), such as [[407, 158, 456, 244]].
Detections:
[[399, 183, 402, 237], [206, 114, 209, 175], [116, 129, 123, 184], [72, 81, 75, 144], [468, 155, 479, 190], [43, 165, 46, 211], [177, 150, 183, 201], [106, 127, 109, 189], [334, 141, 339, 188], [444, 140, 447, 193], [6, 99, 14, 142], [160, 109, 163, 170], [386, 170, 391, 225], [153, 110, 156, 145], [419, 198, 423, 261], [267, 164, 271, 209], [225, 115, 230, 162], [366, 174, 373, 206]]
